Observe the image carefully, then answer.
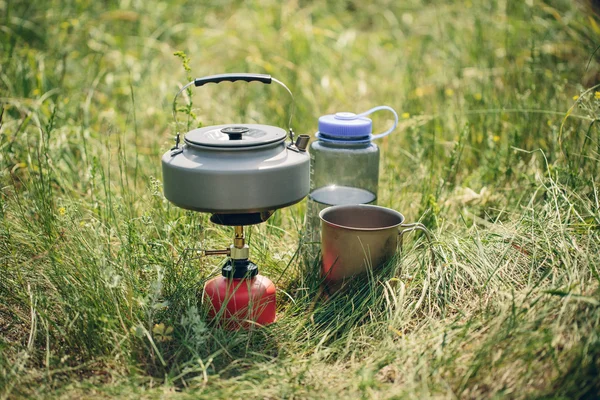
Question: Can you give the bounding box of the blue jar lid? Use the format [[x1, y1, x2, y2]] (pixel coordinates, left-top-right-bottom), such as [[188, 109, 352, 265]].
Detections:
[[318, 112, 372, 140]]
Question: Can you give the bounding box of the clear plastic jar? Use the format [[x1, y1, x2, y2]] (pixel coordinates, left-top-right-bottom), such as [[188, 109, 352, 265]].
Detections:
[[302, 106, 398, 267]]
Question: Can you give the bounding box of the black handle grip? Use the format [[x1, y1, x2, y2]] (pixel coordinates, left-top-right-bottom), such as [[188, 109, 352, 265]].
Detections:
[[194, 73, 272, 87]]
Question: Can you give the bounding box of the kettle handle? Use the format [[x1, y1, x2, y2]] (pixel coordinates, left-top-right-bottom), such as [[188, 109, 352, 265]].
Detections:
[[171, 73, 295, 150], [193, 73, 272, 87]]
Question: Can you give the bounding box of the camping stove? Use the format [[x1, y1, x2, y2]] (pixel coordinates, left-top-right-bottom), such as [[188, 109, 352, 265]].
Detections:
[[162, 73, 310, 328]]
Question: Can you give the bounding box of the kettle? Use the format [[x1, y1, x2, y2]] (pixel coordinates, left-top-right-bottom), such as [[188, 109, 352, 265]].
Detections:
[[162, 73, 310, 226]]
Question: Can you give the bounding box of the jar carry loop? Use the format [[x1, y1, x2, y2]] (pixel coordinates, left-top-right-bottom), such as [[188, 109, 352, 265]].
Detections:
[[343, 105, 399, 140]]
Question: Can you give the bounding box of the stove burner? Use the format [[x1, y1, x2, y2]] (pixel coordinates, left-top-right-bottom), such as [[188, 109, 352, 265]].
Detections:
[[210, 211, 274, 226]]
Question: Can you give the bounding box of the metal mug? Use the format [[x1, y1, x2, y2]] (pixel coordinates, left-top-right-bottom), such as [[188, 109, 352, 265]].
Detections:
[[320, 204, 434, 282]]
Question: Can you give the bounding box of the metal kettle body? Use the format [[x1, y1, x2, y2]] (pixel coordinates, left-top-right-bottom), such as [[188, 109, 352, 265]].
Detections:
[[162, 125, 309, 214]]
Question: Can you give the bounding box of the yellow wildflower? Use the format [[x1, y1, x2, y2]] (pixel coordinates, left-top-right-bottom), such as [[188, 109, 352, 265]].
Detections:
[[445, 88, 454, 97], [389, 325, 403, 337], [401, 112, 410, 119], [573, 95, 579, 101], [58, 207, 66, 216], [595, 91, 600, 100], [474, 93, 482, 101], [493, 135, 501, 143]]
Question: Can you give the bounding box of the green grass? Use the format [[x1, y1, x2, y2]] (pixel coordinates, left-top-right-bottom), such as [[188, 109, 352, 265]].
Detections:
[[1, 0, 600, 398]]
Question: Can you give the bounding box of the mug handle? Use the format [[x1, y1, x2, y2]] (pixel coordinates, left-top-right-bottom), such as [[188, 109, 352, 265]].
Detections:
[[398, 223, 436, 265]]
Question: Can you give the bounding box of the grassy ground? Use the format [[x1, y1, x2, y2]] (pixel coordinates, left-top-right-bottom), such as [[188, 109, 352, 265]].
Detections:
[[1, 0, 600, 398]]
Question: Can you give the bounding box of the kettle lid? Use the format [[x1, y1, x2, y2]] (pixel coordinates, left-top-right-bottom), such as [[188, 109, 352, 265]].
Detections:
[[184, 124, 287, 149]]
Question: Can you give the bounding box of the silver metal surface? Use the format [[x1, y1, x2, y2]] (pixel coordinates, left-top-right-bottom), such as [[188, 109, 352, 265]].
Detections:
[[319, 204, 433, 282], [184, 124, 287, 149], [162, 140, 309, 213]]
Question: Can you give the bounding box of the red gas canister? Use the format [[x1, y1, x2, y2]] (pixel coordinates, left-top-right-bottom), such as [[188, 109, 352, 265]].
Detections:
[[203, 259, 276, 330]]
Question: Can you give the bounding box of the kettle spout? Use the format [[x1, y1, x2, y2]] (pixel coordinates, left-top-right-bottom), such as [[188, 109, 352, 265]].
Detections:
[[294, 135, 310, 152]]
